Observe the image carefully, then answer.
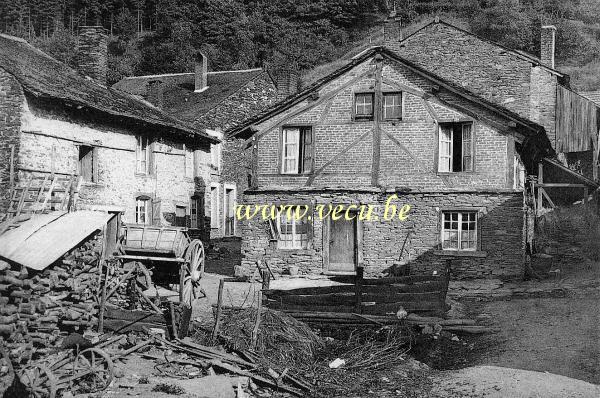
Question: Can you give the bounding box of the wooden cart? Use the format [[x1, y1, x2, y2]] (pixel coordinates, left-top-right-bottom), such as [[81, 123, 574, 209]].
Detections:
[[114, 224, 205, 306]]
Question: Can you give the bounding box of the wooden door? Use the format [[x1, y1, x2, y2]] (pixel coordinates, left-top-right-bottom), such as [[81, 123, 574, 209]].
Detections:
[[326, 217, 356, 273]]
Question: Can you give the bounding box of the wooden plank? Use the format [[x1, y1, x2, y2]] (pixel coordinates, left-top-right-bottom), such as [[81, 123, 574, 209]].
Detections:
[[537, 183, 586, 188], [266, 291, 441, 306], [537, 163, 543, 213], [104, 306, 166, 324], [263, 281, 444, 296], [540, 188, 555, 208], [103, 319, 167, 333]]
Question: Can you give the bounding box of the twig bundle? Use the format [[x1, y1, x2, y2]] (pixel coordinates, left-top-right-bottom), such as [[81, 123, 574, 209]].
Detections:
[[341, 326, 412, 371], [216, 307, 323, 363]]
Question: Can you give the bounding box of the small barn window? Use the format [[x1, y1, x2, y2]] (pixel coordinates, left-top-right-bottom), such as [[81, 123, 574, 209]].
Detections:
[[136, 136, 153, 174], [281, 126, 313, 174], [441, 211, 477, 251], [78, 145, 97, 182], [135, 196, 151, 225], [354, 93, 374, 119], [175, 205, 187, 227], [438, 122, 473, 172], [383, 92, 402, 120]]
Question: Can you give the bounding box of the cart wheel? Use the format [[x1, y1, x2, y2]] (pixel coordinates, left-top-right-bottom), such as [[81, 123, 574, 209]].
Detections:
[[72, 347, 114, 393], [18, 364, 57, 398]]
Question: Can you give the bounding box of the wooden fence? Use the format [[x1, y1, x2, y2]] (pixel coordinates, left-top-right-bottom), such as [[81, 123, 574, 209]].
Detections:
[[262, 268, 450, 317]]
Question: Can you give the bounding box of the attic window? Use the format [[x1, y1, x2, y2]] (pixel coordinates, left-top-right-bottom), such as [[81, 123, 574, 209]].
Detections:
[[438, 122, 473, 173], [354, 93, 374, 120]]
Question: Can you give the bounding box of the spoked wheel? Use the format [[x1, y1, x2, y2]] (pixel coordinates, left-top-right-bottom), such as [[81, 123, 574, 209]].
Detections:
[[180, 239, 206, 306], [71, 348, 114, 394], [18, 364, 58, 398]]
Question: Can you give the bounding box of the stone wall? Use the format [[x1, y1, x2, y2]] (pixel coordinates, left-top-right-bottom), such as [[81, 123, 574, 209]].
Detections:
[[395, 21, 559, 147], [198, 72, 279, 238], [240, 190, 525, 280], [16, 95, 212, 229], [0, 68, 24, 214]]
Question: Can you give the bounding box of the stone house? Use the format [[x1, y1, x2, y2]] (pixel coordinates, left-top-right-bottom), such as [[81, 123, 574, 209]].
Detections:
[[0, 29, 219, 235], [387, 16, 599, 182], [227, 46, 554, 280], [113, 57, 297, 239]]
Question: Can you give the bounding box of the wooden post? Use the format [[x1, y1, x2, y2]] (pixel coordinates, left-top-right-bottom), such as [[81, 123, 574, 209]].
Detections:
[[251, 290, 263, 350], [211, 278, 225, 342], [261, 269, 271, 291], [354, 267, 364, 314], [583, 186, 589, 208], [97, 261, 108, 334], [537, 163, 543, 215]]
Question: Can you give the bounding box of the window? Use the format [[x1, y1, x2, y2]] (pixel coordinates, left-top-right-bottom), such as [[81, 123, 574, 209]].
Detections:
[[210, 185, 219, 228], [78, 145, 97, 182], [441, 211, 477, 251], [135, 196, 151, 225], [190, 196, 203, 229], [136, 136, 153, 174], [224, 185, 236, 236], [438, 122, 473, 172], [383, 92, 402, 120], [281, 126, 313, 174], [354, 93, 374, 119], [276, 207, 310, 249], [175, 205, 187, 227], [210, 144, 221, 169]]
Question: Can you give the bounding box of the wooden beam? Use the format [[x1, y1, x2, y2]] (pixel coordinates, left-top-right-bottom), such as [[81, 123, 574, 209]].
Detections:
[[371, 58, 383, 186], [537, 183, 587, 188], [537, 163, 543, 214], [306, 129, 372, 186], [540, 188, 555, 208]]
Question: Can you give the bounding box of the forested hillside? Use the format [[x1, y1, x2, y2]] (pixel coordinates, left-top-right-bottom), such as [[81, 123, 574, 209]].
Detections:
[[1, 0, 600, 90]]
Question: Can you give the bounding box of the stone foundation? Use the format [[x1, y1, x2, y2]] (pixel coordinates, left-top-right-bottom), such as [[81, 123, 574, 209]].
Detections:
[[240, 190, 525, 280]]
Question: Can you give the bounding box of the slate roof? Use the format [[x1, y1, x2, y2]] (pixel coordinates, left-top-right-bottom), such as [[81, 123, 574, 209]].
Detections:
[[0, 34, 218, 144], [112, 68, 268, 123], [400, 18, 565, 77]]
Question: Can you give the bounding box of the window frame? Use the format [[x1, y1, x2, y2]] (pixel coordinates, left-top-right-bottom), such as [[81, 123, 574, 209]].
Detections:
[[279, 126, 314, 175], [382, 92, 403, 120], [276, 206, 311, 250], [440, 210, 479, 252], [209, 184, 220, 229], [135, 195, 151, 225], [437, 121, 475, 173], [223, 183, 237, 236], [353, 92, 375, 120], [136, 136, 153, 175]]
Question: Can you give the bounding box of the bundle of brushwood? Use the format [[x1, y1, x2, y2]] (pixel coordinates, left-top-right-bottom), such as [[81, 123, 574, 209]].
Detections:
[[0, 231, 104, 364]]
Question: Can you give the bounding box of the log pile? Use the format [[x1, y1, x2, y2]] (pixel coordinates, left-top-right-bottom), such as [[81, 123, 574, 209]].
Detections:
[[0, 231, 104, 363]]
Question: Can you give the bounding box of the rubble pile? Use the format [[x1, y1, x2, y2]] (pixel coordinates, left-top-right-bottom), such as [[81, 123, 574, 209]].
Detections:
[[0, 231, 104, 363]]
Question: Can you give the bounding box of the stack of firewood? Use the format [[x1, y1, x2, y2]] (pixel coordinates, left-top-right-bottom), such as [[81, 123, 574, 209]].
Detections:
[[0, 231, 104, 363]]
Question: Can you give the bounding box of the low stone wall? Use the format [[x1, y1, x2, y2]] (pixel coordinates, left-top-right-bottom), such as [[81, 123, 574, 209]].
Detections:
[[240, 190, 525, 280]]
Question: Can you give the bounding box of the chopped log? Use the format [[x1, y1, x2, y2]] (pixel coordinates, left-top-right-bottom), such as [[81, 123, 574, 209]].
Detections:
[[0, 315, 18, 324], [0, 275, 24, 287], [442, 326, 496, 334], [0, 305, 18, 315], [0, 324, 16, 335]]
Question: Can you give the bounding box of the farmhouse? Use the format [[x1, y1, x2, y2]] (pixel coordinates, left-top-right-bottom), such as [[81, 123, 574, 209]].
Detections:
[[0, 28, 219, 235], [113, 58, 296, 239], [227, 46, 556, 280], [389, 16, 599, 182]]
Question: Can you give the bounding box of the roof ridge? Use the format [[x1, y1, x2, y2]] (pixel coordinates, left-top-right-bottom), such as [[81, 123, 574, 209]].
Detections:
[[121, 68, 263, 81]]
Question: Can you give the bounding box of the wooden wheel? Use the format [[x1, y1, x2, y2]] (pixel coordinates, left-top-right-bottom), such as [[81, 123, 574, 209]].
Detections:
[[71, 347, 114, 393], [18, 364, 57, 398]]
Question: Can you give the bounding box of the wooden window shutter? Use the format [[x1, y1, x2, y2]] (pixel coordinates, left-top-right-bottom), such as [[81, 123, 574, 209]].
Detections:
[[302, 128, 314, 173], [462, 123, 473, 172], [151, 198, 161, 226], [148, 141, 156, 175], [268, 219, 279, 240], [92, 147, 99, 182]]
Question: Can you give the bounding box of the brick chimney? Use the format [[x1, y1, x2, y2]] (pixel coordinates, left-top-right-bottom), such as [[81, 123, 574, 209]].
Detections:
[[77, 26, 108, 85], [383, 11, 403, 54], [540, 25, 557, 68], [194, 52, 208, 93], [147, 79, 164, 108], [273, 69, 299, 101]]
